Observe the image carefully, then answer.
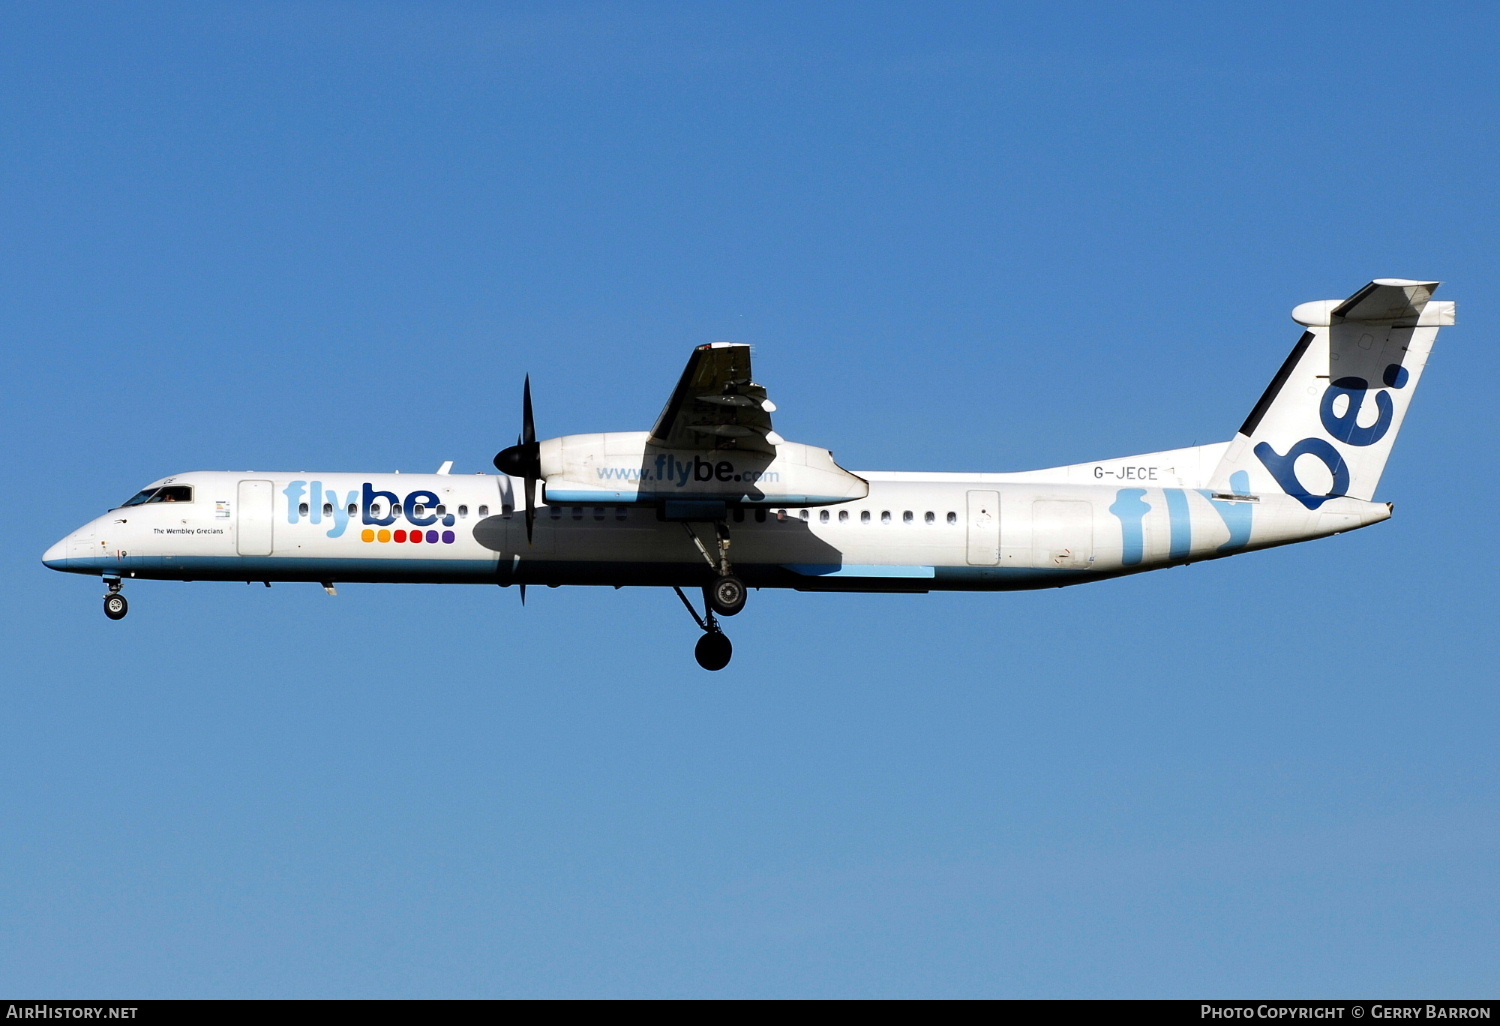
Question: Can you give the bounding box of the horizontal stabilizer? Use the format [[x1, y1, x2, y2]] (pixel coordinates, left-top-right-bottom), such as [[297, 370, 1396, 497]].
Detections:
[[1293, 279, 1455, 328], [1336, 279, 1437, 322]]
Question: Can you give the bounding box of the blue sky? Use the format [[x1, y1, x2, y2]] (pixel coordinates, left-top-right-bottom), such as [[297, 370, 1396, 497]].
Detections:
[[3, 1, 1496, 997]]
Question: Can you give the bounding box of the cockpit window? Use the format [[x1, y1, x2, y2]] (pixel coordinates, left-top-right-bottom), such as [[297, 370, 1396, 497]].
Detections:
[[118, 485, 193, 508], [120, 488, 159, 508]]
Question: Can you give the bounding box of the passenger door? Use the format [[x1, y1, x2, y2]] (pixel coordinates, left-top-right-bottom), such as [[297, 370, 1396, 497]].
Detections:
[[237, 480, 274, 556], [966, 490, 1001, 566]]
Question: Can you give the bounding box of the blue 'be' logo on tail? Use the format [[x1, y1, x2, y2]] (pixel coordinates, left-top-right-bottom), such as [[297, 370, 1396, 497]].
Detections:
[[1254, 368, 1404, 510]]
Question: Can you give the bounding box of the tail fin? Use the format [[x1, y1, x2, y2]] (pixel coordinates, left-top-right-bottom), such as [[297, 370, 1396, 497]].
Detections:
[[1209, 279, 1453, 506]]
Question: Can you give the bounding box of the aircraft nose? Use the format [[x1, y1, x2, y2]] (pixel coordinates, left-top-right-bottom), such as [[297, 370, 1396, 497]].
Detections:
[[42, 536, 68, 570]]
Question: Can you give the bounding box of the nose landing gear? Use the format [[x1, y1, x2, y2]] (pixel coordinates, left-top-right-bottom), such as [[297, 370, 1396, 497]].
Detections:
[[674, 585, 734, 671], [102, 578, 128, 620]]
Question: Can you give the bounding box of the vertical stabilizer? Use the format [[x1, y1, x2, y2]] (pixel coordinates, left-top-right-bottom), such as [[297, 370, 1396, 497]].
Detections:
[[1209, 279, 1453, 506]]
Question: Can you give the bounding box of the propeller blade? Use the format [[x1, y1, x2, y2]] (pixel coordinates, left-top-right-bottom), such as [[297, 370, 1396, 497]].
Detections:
[[524, 477, 536, 544], [521, 375, 537, 544], [519, 583, 527, 606], [493, 375, 541, 546], [494, 378, 537, 474], [522, 374, 535, 446]]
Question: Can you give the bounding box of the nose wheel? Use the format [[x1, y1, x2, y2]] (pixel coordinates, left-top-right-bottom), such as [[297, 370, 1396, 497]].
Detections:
[[103, 579, 128, 620], [694, 630, 733, 671], [674, 585, 735, 671]]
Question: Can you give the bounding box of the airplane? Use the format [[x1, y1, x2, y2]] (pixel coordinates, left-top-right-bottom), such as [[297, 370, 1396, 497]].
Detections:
[[43, 279, 1452, 670]]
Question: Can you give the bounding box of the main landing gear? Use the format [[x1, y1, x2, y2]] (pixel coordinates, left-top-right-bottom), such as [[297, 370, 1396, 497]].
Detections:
[[102, 578, 128, 620], [681, 521, 746, 617], [675, 519, 747, 669], [675, 585, 734, 670]]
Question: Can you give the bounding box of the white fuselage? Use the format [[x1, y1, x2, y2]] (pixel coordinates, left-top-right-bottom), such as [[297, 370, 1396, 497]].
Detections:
[[42, 446, 1392, 594]]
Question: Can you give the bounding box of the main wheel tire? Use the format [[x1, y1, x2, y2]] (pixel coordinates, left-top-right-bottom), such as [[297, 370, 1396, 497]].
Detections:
[[694, 631, 733, 671], [103, 594, 129, 620], [708, 574, 747, 616]]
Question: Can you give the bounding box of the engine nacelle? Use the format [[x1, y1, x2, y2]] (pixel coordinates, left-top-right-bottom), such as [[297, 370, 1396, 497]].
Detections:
[[536, 432, 868, 507]]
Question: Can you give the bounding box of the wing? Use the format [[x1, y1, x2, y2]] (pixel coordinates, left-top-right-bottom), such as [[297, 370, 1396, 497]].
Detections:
[[648, 343, 782, 455]]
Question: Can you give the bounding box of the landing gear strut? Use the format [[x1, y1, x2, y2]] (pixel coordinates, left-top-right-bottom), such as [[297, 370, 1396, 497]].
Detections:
[[103, 578, 128, 620], [674, 585, 733, 671]]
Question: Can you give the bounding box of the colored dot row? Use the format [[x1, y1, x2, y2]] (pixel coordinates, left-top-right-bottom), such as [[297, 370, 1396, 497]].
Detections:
[[361, 528, 457, 544]]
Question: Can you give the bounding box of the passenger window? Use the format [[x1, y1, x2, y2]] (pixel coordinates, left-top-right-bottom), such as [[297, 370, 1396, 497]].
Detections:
[[478, 505, 489, 517], [838, 510, 848, 522], [732, 508, 745, 523], [755, 509, 767, 523], [903, 511, 913, 524], [593, 507, 605, 520], [799, 509, 809, 521], [819, 510, 829, 523], [322, 503, 333, 517], [299, 502, 309, 516], [392, 504, 403, 517], [370, 502, 384, 517], [413, 504, 426, 516], [947, 511, 958, 525], [435, 504, 446, 516], [549, 506, 560, 519], [925, 511, 935, 524], [777, 509, 787, 521], [347, 503, 357, 517], [881, 511, 891, 524], [860, 511, 870, 524], [457, 505, 468, 517], [572, 507, 583, 519], [615, 507, 627, 520]]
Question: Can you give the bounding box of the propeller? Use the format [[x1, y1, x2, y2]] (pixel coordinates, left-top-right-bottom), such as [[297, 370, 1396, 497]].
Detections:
[[493, 374, 540, 545]]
